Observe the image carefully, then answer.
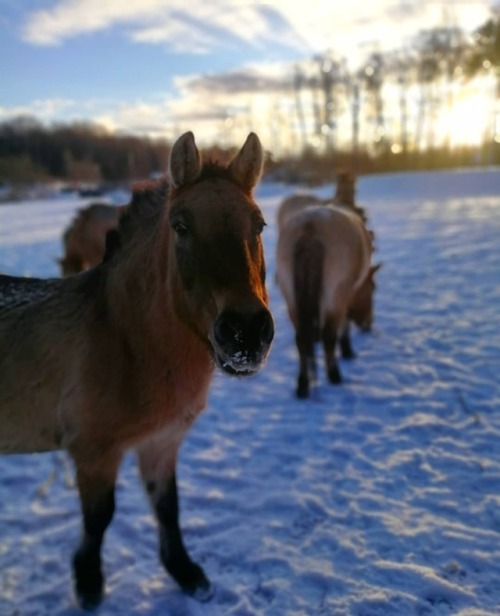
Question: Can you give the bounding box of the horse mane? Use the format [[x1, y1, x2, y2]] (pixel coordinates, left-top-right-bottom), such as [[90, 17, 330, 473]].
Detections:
[[195, 161, 234, 182], [116, 178, 169, 249]]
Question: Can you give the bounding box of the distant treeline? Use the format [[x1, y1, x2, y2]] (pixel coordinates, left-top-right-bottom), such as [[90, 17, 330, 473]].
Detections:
[[268, 141, 500, 186], [0, 115, 498, 188], [0, 118, 171, 184]]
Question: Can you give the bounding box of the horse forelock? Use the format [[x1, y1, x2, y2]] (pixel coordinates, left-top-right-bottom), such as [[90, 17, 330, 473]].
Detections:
[[169, 160, 254, 200]]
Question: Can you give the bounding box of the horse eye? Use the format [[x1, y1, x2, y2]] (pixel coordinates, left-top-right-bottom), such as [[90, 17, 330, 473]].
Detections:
[[255, 220, 266, 235], [173, 222, 189, 237]]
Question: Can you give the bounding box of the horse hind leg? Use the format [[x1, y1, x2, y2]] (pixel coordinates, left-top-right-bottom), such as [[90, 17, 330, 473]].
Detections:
[[293, 237, 323, 399], [322, 314, 342, 384], [295, 330, 314, 398], [136, 441, 212, 601], [71, 449, 122, 609], [339, 321, 356, 359]]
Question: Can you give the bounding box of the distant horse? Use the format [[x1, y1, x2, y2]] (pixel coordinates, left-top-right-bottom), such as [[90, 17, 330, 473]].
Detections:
[[276, 170, 367, 233], [0, 132, 274, 608], [60, 202, 125, 276], [276, 204, 380, 398]]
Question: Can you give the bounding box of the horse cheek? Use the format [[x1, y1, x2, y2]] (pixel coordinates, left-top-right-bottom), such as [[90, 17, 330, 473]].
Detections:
[[174, 243, 215, 333], [175, 244, 196, 291]]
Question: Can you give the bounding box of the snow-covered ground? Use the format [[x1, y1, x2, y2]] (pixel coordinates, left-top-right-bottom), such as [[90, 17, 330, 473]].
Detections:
[[1, 168, 499, 616]]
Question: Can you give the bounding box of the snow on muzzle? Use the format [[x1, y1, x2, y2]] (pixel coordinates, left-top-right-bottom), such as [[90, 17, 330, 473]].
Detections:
[[211, 307, 274, 377]]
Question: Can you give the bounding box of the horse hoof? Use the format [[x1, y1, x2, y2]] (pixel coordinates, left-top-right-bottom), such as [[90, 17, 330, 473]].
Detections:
[[72, 550, 104, 611], [169, 559, 212, 601], [76, 589, 103, 611], [296, 376, 309, 398], [188, 580, 214, 602], [296, 387, 309, 398], [328, 367, 342, 384]]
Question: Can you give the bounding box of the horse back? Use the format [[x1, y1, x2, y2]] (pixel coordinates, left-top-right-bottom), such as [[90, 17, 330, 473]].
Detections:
[[0, 274, 63, 315], [320, 206, 371, 296], [277, 206, 370, 323], [63, 203, 124, 272], [276, 193, 323, 232], [0, 274, 91, 452]]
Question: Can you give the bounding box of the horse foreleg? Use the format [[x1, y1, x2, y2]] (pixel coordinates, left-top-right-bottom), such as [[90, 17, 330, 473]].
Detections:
[[339, 321, 356, 359], [322, 316, 342, 384], [136, 440, 212, 600], [157, 472, 211, 598], [71, 451, 122, 610]]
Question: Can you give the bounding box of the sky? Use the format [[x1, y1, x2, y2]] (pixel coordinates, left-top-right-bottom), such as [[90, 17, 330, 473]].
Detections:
[[1, 0, 499, 146]]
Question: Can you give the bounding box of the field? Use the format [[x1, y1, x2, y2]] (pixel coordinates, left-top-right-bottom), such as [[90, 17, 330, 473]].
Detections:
[[1, 168, 500, 616]]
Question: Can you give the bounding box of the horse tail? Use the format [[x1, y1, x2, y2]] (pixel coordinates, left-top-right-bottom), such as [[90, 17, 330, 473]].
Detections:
[[293, 233, 324, 379]]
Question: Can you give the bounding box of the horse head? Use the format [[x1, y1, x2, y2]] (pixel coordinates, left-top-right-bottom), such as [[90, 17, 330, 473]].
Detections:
[[349, 262, 382, 332], [167, 132, 274, 377]]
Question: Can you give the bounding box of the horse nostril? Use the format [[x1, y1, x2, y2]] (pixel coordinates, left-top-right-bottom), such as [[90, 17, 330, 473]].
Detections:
[[214, 312, 241, 346], [255, 310, 274, 345]]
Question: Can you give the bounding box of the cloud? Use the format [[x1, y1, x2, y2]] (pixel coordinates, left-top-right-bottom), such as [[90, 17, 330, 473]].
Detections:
[[0, 98, 76, 121], [22, 0, 494, 71], [22, 0, 406, 58], [176, 64, 292, 96], [22, 0, 169, 46], [21, 0, 308, 53]]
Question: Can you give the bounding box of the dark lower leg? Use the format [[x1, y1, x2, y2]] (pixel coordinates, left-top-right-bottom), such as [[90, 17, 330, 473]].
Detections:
[[296, 333, 312, 398], [322, 321, 342, 384], [73, 474, 116, 610], [155, 473, 211, 598], [340, 324, 355, 359]]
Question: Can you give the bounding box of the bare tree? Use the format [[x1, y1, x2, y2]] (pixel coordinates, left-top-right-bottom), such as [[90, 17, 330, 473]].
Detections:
[[359, 52, 387, 153], [464, 12, 500, 159], [293, 66, 308, 152]]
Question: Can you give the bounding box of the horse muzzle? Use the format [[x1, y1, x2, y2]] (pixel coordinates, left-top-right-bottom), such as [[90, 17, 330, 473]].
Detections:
[[211, 308, 274, 377]]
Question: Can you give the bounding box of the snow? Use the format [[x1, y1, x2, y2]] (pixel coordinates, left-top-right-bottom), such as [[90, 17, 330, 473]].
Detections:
[[1, 167, 500, 615]]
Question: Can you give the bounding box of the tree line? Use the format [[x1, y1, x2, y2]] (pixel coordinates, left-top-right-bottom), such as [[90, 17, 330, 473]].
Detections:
[[0, 118, 171, 184], [284, 13, 499, 163]]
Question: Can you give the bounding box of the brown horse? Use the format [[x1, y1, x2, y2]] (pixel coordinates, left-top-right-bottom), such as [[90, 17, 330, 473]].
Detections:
[[60, 202, 126, 276], [0, 132, 274, 608], [276, 204, 380, 398]]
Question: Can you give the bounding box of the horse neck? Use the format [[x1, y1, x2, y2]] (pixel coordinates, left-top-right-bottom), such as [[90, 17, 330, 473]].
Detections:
[[105, 212, 209, 367]]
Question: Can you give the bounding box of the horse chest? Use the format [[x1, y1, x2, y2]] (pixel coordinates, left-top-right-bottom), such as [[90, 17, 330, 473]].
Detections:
[[123, 360, 213, 440]]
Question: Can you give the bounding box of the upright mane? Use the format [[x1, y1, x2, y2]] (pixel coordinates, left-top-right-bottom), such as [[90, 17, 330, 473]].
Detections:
[[116, 178, 169, 249]]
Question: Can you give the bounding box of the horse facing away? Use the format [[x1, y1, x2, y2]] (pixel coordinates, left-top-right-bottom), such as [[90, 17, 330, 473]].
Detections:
[[0, 131, 274, 609], [276, 170, 367, 233], [276, 204, 380, 398], [60, 202, 125, 276]]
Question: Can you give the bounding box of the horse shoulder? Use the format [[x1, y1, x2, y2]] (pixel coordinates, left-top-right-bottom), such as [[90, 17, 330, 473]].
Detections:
[[73, 300, 214, 451]]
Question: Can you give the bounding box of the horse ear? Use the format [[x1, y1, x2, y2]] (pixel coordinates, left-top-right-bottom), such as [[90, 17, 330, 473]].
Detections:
[[228, 132, 264, 193], [168, 132, 202, 188]]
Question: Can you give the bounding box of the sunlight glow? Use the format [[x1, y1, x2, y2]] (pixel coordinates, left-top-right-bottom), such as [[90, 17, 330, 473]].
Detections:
[[446, 81, 492, 148]]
